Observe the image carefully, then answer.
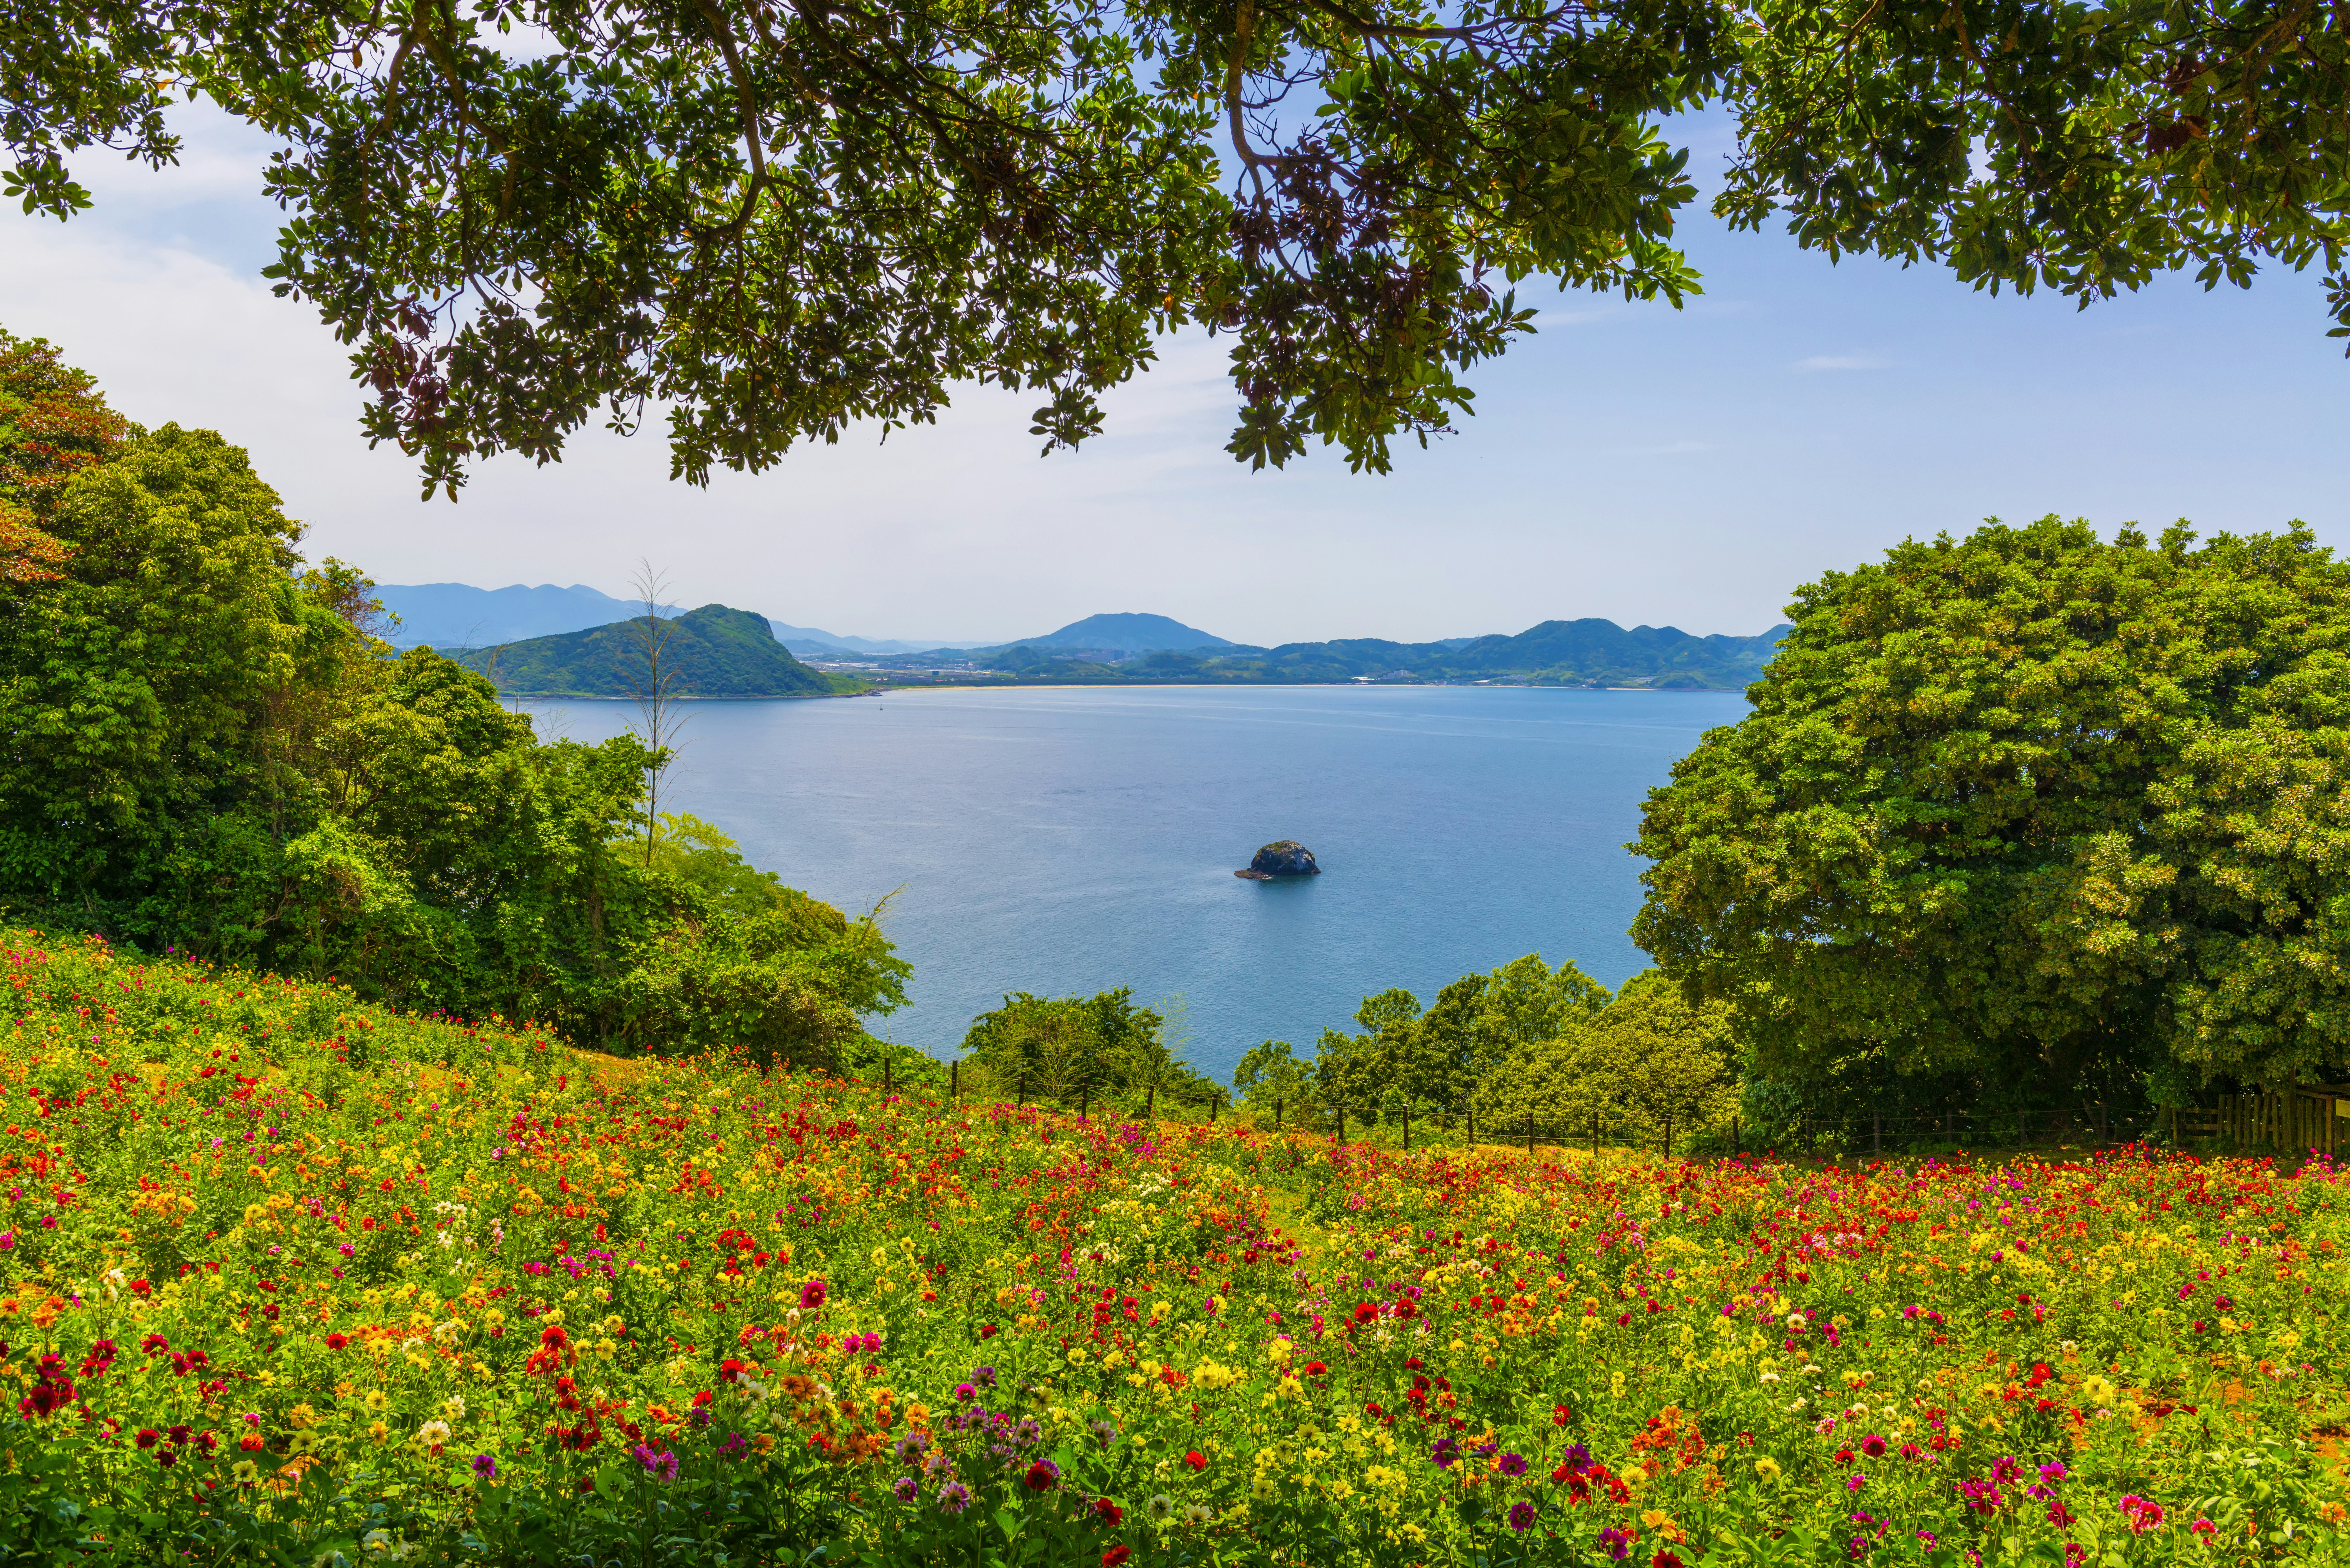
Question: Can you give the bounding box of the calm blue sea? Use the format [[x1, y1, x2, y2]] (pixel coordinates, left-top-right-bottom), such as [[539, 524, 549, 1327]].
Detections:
[[521, 685, 1745, 1082]]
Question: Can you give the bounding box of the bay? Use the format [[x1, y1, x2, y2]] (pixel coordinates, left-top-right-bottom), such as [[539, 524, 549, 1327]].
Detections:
[[521, 685, 1745, 1082]]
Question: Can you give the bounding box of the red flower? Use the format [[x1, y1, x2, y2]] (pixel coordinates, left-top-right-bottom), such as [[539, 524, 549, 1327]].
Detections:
[[979, 1323, 1000, 1339], [1552, 1403, 1573, 1427], [1182, 1450, 1207, 1472], [1652, 1554, 1685, 1568], [140, 1335, 169, 1355], [1095, 1498, 1124, 1527], [239, 1433, 265, 1452], [1102, 1549, 1131, 1568], [1301, 1361, 1328, 1376], [325, 1333, 349, 1350], [135, 1428, 160, 1449], [1023, 1460, 1061, 1492], [1352, 1302, 1378, 1324]]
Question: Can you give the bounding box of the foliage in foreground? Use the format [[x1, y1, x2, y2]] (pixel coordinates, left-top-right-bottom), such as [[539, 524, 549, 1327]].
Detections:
[[12, 0, 2350, 490], [1634, 517, 2350, 1098], [2, 928, 2345, 1564]]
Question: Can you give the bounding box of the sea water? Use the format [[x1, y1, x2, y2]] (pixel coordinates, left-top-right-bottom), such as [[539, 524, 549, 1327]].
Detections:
[[521, 684, 1745, 1082]]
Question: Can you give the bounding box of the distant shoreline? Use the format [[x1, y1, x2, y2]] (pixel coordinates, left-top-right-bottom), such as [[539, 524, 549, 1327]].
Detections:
[[503, 681, 1736, 700]]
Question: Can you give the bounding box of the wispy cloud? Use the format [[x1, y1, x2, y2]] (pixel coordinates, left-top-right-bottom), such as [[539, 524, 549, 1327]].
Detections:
[[1793, 354, 1891, 372]]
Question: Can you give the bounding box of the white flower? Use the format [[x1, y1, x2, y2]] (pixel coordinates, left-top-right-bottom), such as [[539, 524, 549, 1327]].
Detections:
[[419, 1419, 452, 1447]]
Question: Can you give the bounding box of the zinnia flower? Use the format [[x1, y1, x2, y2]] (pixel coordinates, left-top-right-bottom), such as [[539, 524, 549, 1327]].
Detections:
[[1507, 1502, 1537, 1532], [1023, 1459, 1060, 1492], [472, 1454, 497, 1480]]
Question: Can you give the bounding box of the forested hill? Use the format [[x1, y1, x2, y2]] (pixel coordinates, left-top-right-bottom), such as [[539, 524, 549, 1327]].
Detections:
[[932, 616, 1790, 689], [452, 604, 860, 698]]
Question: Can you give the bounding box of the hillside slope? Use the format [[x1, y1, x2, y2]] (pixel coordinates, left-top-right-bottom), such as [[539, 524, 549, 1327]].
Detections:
[[454, 604, 860, 697]]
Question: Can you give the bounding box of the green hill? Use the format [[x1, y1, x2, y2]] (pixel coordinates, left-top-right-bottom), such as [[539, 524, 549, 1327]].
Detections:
[[451, 604, 863, 698], [945, 617, 1788, 689]]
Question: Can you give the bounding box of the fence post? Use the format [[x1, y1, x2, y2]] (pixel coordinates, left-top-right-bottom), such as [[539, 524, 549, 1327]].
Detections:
[[1732, 1116, 1740, 1159], [950, 1059, 958, 1102], [1337, 1104, 1345, 1145], [1403, 1104, 1411, 1152], [1802, 1111, 1811, 1158], [1664, 1114, 1672, 1162], [1873, 1112, 1881, 1159], [1210, 1093, 1220, 1124], [1147, 1083, 1156, 1123], [1467, 1104, 1475, 1145], [1018, 1068, 1027, 1106], [883, 1056, 891, 1097], [1080, 1080, 1088, 1121], [1592, 1114, 1599, 1160], [1276, 1097, 1283, 1130]]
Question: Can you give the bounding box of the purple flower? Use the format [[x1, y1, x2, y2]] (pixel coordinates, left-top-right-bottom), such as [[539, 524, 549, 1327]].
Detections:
[[1562, 1443, 1592, 1472], [2039, 1460, 2068, 1485], [472, 1454, 497, 1480], [800, 1279, 829, 1310], [894, 1475, 920, 1503], [975, 1365, 998, 1388], [1598, 1527, 1631, 1561], [953, 1382, 977, 1403], [1507, 1502, 1537, 1532], [1430, 1437, 1460, 1469], [937, 1480, 973, 1514], [1497, 1452, 1529, 1478]]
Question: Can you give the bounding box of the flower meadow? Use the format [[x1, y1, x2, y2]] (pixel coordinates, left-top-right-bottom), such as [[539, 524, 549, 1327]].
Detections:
[[3, 930, 2347, 1566]]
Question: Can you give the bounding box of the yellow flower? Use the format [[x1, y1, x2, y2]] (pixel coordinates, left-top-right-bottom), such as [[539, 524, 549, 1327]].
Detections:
[[231, 1459, 260, 1485], [368, 1420, 390, 1441], [1754, 1457, 1782, 1481], [363, 1389, 388, 1411], [2081, 1375, 2118, 1406]]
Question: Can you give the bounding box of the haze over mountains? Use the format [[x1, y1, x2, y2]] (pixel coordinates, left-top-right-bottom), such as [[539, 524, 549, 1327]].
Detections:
[[376, 582, 989, 656], [382, 583, 1790, 692]]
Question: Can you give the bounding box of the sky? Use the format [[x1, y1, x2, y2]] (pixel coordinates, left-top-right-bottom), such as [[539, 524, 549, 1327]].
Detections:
[[3, 105, 2345, 646]]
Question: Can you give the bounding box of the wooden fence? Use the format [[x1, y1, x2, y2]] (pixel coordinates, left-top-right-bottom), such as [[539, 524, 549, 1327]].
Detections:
[[2168, 1087, 2346, 1158]]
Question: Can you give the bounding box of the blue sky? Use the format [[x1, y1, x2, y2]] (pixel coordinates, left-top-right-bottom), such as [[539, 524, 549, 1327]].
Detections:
[[2, 104, 2342, 646]]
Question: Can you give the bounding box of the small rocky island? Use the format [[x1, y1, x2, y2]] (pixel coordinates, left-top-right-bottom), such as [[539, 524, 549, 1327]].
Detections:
[[1235, 841, 1321, 879]]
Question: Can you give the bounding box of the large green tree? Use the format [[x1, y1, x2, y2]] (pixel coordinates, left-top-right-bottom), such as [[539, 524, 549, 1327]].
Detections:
[[1632, 516, 2350, 1095], [9, 0, 2343, 493]]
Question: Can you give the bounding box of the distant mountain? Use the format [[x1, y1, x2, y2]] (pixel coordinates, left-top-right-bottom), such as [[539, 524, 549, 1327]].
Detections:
[[450, 605, 859, 699], [377, 582, 677, 648], [860, 616, 1789, 690], [999, 612, 1236, 655], [768, 622, 993, 657], [1209, 619, 1789, 688]]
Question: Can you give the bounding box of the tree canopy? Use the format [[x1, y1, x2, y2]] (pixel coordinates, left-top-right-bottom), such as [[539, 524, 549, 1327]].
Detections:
[[0, 328, 908, 1069], [1632, 516, 2350, 1096], [10, 0, 2345, 494]]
